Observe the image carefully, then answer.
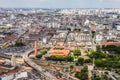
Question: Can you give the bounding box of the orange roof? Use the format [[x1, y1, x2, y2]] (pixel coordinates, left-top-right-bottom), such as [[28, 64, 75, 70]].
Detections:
[[0, 60, 4, 64], [0, 67, 19, 76], [104, 42, 120, 46], [74, 68, 80, 72], [50, 46, 70, 56], [51, 50, 70, 56], [90, 27, 96, 31], [59, 78, 67, 80]]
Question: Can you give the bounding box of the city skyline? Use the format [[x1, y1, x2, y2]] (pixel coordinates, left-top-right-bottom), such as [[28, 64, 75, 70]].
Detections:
[[0, 3, 120, 80], [0, 0, 120, 8]]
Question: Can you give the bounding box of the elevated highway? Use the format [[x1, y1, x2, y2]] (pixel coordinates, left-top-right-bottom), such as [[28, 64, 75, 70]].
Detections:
[[23, 49, 58, 80]]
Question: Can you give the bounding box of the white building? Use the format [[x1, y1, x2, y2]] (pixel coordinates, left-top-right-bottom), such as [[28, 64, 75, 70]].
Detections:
[[116, 25, 120, 31], [95, 34, 103, 43]]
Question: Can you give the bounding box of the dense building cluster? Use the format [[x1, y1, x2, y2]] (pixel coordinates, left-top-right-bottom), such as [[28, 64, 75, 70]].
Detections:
[[0, 8, 120, 80]]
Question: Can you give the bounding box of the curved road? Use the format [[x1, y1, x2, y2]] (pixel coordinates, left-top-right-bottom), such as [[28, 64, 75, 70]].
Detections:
[[23, 48, 78, 80], [23, 49, 58, 80]]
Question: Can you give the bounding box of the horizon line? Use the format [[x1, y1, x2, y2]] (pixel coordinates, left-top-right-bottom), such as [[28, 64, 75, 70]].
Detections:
[[0, 7, 120, 9]]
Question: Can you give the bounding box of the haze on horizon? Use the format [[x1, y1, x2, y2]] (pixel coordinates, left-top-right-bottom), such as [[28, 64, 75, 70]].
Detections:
[[0, 0, 120, 8]]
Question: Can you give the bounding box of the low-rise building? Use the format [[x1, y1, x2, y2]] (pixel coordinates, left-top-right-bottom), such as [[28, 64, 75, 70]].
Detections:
[[49, 46, 70, 56]]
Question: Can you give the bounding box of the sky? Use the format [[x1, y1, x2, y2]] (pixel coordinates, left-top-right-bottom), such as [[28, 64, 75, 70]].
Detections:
[[0, 0, 120, 8]]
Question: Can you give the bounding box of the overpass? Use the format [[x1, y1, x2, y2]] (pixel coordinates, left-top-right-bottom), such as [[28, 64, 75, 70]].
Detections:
[[23, 49, 58, 80], [23, 47, 79, 80]]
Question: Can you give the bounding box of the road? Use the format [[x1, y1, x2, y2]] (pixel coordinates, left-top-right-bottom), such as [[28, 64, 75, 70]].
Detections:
[[23, 48, 78, 80], [87, 64, 94, 80], [23, 49, 58, 80]]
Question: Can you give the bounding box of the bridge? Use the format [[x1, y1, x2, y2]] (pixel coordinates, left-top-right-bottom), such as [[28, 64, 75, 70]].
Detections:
[[23, 49, 58, 80], [0, 45, 78, 80], [23, 47, 78, 80]]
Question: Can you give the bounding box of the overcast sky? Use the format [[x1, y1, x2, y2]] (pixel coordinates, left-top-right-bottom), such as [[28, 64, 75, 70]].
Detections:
[[0, 0, 120, 8]]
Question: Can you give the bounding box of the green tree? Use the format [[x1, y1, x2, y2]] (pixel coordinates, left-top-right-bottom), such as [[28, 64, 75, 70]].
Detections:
[[67, 28, 71, 31], [75, 72, 81, 79], [36, 54, 42, 58], [94, 76, 101, 80], [95, 59, 106, 67], [70, 65, 74, 70], [36, 50, 47, 58], [73, 49, 81, 57], [102, 45, 120, 54], [77, 57, 84, 65], [65, 56, 74, 62], [89, 51, 106, 59], [92, 31, 96, 38], [15, 41, 25, 47], [84, 59, 92, 63], [46, 56, 74, 62], [75, 65, 88, 80], [96, 45, 101, 52], [41, 50, 47, 55]]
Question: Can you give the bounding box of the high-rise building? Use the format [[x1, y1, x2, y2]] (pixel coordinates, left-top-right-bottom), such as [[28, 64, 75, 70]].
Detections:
[[112, 21, 116, 29]]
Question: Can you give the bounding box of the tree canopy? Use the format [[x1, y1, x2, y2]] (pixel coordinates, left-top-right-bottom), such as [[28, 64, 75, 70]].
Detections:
[[73, 49, 81, 56]]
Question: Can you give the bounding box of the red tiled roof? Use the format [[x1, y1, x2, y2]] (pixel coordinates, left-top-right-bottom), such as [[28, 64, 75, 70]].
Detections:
[[104, 42, 120, 46]]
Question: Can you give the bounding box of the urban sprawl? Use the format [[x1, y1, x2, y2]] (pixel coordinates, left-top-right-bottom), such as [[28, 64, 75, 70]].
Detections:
[[0, 8, 120, 80]]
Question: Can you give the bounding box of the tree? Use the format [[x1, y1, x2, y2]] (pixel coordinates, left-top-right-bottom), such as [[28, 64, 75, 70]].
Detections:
[[15, 41, 25, 47], [40, 50, 47, 55], [77, 57, 84, 65], [101, 74, 109, 80], [92, 31, 96, 38], [73, 49, 81, 57], [96, 45, 101, 52], [84, 59, 92, 63], [94, 76, 101, 80], [46, 56, 74, 62], [95, 59, 106, 67], [102, 45, 120, 54], [75, 72, 81, 79], [36, 50, 47, 58], [75, 65, 88, 80], [67, 28, 71, 31], [70, 65, 74, 70], [89, 49, 95, 54], [36, 54, 42, 58], [89, 51, 106, 59], [65, 56, 74, 62]]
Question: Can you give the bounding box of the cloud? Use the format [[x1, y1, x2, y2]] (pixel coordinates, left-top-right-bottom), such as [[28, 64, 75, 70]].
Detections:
[[0, 0, 120, 8], [99, 0, 103, 2]]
